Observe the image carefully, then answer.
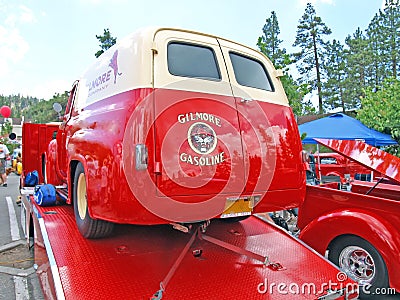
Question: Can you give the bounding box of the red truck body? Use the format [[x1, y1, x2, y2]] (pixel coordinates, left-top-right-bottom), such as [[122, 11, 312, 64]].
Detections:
[[22, 27, 307, 239], [19, 28, 364, 300], [298, 139, 400, 294]]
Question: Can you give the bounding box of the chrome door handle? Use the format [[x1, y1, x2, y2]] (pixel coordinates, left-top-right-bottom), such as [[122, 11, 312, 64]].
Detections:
[[240, 97, 253, 103]]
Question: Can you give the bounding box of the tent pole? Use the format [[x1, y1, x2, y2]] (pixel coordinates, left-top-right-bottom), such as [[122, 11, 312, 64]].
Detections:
[[317, 143, 321, 182]]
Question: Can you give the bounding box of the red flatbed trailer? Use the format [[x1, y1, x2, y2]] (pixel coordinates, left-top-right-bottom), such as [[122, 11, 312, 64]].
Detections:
[[21, 192, 357, 299]]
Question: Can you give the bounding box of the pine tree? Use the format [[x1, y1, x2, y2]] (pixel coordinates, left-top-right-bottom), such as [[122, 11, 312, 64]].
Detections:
[[257, 11, 286, 67], [95, 28, 117, 58], [366, 12, 386, 89], [257, 11, 307, 116], [381, 0, 400, 79], [322, 39, 348, 112], [344, 28, 370, 104], [293, 3, 331, 114]]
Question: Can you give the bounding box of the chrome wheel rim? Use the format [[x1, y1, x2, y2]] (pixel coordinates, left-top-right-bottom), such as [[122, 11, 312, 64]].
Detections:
[[339, 245, 375, 284]]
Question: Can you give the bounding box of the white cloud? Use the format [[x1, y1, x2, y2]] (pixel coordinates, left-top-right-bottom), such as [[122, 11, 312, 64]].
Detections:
[[4, 5, 36, 27], [0, 4, 34, 80], [0, 26, 29, 80], [3, 78, 71, 100], [29, 79, 71, 100], [19, 5, 36, 24]]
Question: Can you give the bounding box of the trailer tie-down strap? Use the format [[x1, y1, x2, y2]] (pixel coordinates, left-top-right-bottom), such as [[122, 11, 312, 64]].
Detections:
[[151, 226, 199, 300], [199, 232, 268, 265], [151, 223, 284, 299]]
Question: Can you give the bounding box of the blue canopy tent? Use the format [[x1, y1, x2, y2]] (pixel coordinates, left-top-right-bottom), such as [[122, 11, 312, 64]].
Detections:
[[299, 113, 398, 146]]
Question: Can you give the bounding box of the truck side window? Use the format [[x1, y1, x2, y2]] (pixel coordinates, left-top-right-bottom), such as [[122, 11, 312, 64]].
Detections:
[[229, 52, 273, 91], [320, 157, 338, 164], [167, 42, 221, 80]]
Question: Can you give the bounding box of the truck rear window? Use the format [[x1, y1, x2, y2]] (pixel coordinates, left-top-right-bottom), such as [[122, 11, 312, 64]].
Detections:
[[168, 42, 221, 80], [229, 52, 273, 91]]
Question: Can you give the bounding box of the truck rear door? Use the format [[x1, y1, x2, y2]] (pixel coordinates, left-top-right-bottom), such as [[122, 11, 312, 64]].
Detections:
[[152, 29, 246, 198], [218, 39, 305, 197]]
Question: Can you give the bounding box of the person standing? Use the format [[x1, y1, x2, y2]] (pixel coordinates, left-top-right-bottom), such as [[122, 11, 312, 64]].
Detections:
[[0, 142, 10, 187]]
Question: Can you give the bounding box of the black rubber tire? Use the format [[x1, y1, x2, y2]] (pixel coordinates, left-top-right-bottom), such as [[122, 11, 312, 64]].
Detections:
[[328, 235, 389, 298], [73, 163, 113, 239]]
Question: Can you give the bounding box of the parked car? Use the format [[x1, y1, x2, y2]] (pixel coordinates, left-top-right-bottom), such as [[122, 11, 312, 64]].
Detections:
[[314, 152, 380, 181], [298, 139, 400, 297]]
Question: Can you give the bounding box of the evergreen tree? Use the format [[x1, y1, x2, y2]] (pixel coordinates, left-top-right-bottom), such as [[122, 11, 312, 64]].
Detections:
[[381, 0, 400, 79], [257, 11, 286, 67], [293, 3, 332, 114], [257, 11, 306, 116], [95, 28, 117, 58], [23, 92, 69, 123], [343, 28, 370, 106], [0, 94, 41, 119], [322, 39, 348, 112], [366, 12, 386, 89]]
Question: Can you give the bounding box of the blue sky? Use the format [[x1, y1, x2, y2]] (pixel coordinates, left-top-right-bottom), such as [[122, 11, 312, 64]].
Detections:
[[0, 0, 385, 99]]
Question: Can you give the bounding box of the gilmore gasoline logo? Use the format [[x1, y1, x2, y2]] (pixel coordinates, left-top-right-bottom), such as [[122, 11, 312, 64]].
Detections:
[[188, 122, 217, 154], [177, 112, 225, 166]]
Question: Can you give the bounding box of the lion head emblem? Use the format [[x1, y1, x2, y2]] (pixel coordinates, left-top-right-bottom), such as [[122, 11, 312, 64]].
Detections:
[[188, 122, 217, 155]]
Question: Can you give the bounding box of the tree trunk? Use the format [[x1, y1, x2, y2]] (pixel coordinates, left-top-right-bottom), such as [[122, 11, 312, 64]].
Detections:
[[313, 34, 323, 114]]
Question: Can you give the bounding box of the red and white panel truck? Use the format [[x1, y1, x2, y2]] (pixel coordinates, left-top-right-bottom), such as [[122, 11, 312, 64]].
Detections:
[[20, 27, 357, 299]]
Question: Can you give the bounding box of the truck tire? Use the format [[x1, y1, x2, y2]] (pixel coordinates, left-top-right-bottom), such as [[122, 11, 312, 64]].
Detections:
[[73, 163, 114, 239], [328, 235, 389, 298]]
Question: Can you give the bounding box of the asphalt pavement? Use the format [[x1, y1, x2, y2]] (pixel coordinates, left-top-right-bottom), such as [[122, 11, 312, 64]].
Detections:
[[0, 173, 44, 300]]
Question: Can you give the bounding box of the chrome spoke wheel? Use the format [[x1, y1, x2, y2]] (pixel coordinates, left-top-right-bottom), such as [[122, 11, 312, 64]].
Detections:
[[339, 246, 375, 284]]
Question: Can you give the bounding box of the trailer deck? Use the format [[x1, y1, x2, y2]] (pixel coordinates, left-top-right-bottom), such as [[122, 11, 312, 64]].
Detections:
[[22, 194, 357, 299]]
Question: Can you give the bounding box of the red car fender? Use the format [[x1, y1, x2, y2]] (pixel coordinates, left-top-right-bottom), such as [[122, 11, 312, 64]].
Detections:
[[326, 171, 342, 178], [66, 154, 89, 205], [299, 208, 400, 291]]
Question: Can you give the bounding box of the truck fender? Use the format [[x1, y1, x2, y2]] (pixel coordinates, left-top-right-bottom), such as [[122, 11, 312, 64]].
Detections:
[[299, 208, 400, 291], [66, 155, 88, 205]]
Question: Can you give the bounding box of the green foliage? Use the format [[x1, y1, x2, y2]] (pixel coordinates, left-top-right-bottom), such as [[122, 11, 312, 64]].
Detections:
[[23, 92, 69, 123], [0, 94, 41, 119], [293, 3, 332, 114], [257, 12, 307, 116], [380, 0, 400, 79], [257, 11, 286, 68], [95, 28, 117, 58], [1, 120, 13, 136], [343, 28, 370, 107], [0, 92, 68, 124], [357, 78, 400, 155], [322, 39, 348, 112]]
